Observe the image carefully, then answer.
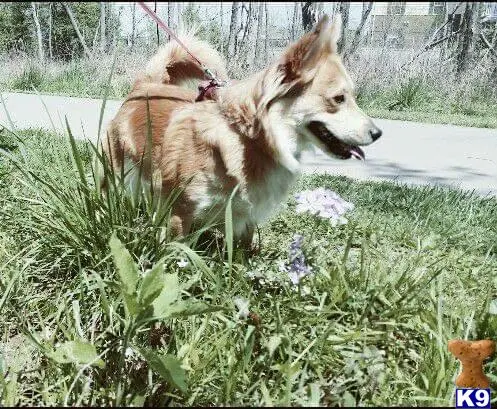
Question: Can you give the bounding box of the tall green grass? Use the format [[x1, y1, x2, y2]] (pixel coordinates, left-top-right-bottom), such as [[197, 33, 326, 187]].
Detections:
[[1, 126, 496, 405]]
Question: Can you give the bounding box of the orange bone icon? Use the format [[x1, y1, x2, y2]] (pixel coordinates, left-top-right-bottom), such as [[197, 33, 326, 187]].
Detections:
[[448, 339, 495, 388]]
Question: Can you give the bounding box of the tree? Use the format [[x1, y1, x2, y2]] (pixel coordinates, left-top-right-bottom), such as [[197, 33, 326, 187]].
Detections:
[[0, 3, 32, 53], [345, 2, 373, 60], [130, 2, 136, 50], [253, 2, 264, 63], [239, 2, 256, 67], [62, 2, 92, 58], [291, 2, 299, 41], [264, 2, 269, 63], [168, 2, 176, 40], [228, 2, 240, 58], [99, 2, 106, 52], [302, 2, 323, 32], [50, 2, 100, 60], [337, 2, 350, 53], [456, 2, 477, 77], [31, 2, 44, 61]]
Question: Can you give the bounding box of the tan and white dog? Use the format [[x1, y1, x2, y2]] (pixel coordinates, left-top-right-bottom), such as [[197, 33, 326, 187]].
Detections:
[[101, 15, 382, 248]]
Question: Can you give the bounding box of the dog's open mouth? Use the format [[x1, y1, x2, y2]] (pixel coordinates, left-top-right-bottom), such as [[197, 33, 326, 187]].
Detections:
[[307, 121, 365, 160]]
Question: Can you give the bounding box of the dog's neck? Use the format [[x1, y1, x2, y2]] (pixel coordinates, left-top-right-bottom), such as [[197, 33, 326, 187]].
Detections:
[[217, 70, 306, 174]]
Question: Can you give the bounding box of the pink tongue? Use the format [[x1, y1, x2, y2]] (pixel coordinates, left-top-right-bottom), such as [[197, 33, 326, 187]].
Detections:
[[350, 146, 365, 160]]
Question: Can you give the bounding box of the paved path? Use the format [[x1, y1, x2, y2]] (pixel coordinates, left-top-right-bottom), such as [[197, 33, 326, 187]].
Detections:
[[1, 91, 496, 196]]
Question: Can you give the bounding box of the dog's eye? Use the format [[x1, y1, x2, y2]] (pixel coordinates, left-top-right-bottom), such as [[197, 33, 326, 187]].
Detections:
[[333, 95, 345, 104]]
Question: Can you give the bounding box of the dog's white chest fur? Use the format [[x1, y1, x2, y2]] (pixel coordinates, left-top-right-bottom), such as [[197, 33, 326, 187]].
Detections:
[[245, 165, 297, 225]]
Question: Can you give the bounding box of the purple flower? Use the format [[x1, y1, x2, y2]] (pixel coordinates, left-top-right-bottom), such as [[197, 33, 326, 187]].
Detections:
[[295, 188, 354, 225], [282, 234, 313, 285]]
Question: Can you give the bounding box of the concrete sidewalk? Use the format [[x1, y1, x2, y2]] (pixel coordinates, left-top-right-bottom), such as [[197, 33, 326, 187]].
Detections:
[[1, 91, 497, 196]]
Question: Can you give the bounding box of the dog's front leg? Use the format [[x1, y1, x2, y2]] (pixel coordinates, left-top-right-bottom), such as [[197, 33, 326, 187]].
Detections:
[[239, 223, 259, 255], [169, 212, 193, 241]]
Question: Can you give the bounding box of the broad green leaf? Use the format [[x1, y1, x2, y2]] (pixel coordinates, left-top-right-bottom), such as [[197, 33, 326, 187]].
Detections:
[[124, 293, 140, 317], [166, 301, 224, 318], [138, 260, 165, 307], [48, 340, 105, 368], [137, 348, 187, 393], [151, 273, 180, 317], [109, 232, 139, 295]]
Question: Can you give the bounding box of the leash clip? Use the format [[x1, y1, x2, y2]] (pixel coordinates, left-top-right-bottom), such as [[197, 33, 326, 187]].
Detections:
[[196, 68, 228, 102]]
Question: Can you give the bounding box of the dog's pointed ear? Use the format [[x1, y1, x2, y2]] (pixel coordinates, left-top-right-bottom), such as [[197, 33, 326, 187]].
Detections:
[[278, 15, 331, 83], [327, 14, 342, 53]]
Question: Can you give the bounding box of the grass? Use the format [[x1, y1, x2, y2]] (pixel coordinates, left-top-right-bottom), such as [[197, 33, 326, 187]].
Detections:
[[1, 126, 496, 406], [1, 47, 497, 128]]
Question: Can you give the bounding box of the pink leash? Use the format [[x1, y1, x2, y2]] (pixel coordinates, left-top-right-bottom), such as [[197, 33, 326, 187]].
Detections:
[[137, 2, 226, 101]]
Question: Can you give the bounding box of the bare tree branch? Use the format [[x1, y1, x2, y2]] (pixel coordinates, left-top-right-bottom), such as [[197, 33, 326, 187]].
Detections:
[[62, 2, 92, 58], [480, 32, 497, 58], [344, 2, 373, 60], [400, 2, 464, 70]]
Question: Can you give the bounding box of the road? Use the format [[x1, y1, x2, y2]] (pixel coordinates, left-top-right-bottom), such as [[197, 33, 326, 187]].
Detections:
[[1, 91, 496, 196]]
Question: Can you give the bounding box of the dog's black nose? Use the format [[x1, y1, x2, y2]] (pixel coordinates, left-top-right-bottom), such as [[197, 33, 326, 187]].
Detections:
[[369, 126, 382, 141]]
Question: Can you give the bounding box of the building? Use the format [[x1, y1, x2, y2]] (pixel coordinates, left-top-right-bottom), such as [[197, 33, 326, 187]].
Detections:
[[368, 2, 497, 49], [368, 2, 446, 48]]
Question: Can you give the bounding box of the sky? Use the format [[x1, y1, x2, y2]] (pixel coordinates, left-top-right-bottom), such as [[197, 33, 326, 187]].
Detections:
[[116, 2, 365, 38]]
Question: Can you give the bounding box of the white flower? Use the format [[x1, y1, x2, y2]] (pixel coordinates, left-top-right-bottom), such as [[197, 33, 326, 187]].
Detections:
[[125, 347, 134, 358], [234, 296, 250, 319], [295, 188, 354, 223], [177, 258, 189, 268]]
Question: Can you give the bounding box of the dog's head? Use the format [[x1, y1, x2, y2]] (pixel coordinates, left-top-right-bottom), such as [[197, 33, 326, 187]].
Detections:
[[260, 15, 381, 161]]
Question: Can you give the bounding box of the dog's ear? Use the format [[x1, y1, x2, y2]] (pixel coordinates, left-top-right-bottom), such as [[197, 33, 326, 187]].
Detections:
[[327, 14, 342, 54], [278, 15, 331, 84]]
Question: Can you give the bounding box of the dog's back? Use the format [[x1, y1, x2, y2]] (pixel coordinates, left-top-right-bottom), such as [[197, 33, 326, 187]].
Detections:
[[100, 33, 228, 187]]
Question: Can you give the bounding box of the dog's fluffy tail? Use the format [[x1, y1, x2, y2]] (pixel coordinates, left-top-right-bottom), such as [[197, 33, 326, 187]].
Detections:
[[139, 27, 228, 89]]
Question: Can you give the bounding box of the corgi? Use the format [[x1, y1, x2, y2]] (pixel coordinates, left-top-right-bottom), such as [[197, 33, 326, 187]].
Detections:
[[101, 15, 382, 249]]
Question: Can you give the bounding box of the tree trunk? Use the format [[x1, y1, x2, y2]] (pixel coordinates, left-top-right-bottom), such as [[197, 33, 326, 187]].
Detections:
[[220, 2, 223, 55], [154, 2, 159, 45], [228, 2, 240, 58], [131, 2, 136, 51], [100, 2, 106, 53], [31, 2, 44, 62], [264, 2, 269, 63], [253, 2, 264, 64], [344, 2, 373, 60], [291, 2, 299, 41], [302, 2, 323, 32], [240, 2, 254, 63], [167, 2, 175, 41], [92, 19, 101, 51], [456, 2, 475, 77], [48, 2, 53, 59], [471, 1, 483, 55], [337, 2, 350, 53], [62, 2, 92, 58]]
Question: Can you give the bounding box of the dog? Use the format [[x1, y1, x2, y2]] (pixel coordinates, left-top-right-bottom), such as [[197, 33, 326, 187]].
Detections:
[[100, 15, 382, 249]]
